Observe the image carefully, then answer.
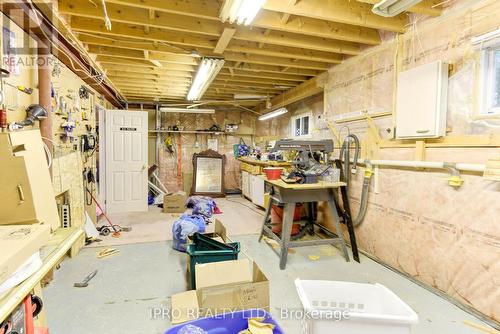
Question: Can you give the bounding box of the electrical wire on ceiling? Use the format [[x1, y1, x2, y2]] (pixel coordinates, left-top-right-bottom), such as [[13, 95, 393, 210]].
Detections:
[[75, 31, 201, 56], [100, 0, 112, 31], [26, 0, 124, 101]]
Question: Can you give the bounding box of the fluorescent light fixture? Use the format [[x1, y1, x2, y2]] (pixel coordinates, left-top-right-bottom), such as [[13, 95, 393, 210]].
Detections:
[[234, 94, 267, 100], [187, 58, 225, 101], [219, 0, 266, 25], [472, 28, 500, 45], [159, 107, 215, 114], [372, 0, 422, 17], [258, 107, 288, 121]]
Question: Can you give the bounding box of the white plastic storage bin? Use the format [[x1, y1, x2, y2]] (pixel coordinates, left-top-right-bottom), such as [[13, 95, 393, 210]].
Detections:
[[295, 279, 418, 334]]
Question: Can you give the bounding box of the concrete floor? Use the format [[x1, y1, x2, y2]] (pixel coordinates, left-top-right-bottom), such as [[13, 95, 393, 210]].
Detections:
[[89, 197, 264, 248], [43, 234, 493, 334]]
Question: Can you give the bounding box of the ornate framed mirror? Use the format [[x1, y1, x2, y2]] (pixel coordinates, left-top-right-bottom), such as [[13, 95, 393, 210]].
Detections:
[[191, 149, 226, 197]]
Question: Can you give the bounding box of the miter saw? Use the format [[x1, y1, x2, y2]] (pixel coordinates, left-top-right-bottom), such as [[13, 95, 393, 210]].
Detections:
[[270, 139, 334, 184]]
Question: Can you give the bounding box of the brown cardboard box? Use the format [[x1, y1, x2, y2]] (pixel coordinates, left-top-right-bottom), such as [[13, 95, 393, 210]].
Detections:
[[163, 192, 188, 213], [171, 259, 270, 324], [0, 131, 60, 231], [0, 224, 51, 286]]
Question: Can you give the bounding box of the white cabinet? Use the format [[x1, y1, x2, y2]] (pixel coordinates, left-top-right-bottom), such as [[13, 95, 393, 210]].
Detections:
[[241, 171, 251, 198], [250, 175, 265, 207], [396, 61, 448, 139]]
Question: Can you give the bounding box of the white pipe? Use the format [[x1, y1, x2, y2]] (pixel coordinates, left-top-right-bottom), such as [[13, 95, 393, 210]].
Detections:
[[356, 159, 485, 173], [455, 163, 486, 173]]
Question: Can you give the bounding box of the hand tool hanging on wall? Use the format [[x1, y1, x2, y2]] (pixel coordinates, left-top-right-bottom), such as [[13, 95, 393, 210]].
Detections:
[[5, 82, 33, 95], [83, 168, 96, 206], [8, 104, 48, 131]]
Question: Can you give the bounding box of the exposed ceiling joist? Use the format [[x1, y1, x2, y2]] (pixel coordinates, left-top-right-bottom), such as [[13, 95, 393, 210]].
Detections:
[[254, 11, 380, 45], [262, 0, 407, 33], [65, 11, 361, 56], [78, 34, 344, 64], [214, 27, 236, 54], [98, 0, 381, 45], [88, 45, 332, 72]]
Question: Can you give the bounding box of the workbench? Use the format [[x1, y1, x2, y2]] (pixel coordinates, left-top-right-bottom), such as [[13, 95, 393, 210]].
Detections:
[[0, 227, 84, 325], [237, 157, 292, 207], [258, 177, 359, 269]]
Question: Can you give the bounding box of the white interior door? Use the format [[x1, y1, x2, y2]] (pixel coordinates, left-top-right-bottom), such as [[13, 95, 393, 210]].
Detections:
[[105, 109, 148, 213]]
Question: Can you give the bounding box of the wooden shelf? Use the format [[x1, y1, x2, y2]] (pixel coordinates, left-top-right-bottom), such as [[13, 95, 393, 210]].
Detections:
[[149, 130, 226, 135], [0, 227, 84, 323], [149, 130, 254, 136]]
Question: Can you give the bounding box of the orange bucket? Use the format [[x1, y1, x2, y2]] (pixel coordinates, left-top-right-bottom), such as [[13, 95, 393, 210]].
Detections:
[[271, 204, 302, 235], [263, 167, 283, 180]]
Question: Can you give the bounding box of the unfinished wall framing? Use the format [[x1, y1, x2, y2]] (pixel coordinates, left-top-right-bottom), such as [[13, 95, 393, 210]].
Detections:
[[156, 110, 256, 193], [257, 0, 500, 323]]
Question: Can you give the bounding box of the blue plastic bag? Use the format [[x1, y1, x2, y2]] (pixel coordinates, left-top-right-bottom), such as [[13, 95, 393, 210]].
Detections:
[[187, 196, 217, 218], [172, 214, 207, 252]]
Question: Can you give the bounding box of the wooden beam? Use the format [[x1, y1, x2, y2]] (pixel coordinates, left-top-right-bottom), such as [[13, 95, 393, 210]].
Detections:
[[262, 0, 407, 33], [63, 7, 361, 56], [148, 9, 156, 20], [104, 0, 220, 20], [98, 0, 380, 45], [256, 73, 326, 112], [92, 44, 328, 71], [102, 64, 308, 82], [78, 34, 344, 64], [108, 74, 191, 83], [98, 62, 194, 78], [357, 0, 442, 16], [254, 11, 380, 45], [216, 52, 331, 71], [280, 13, 291, 24], [93, 54, 196, 71], [230, 62, 318, 77], [87, 45, 198, 65], [214, 27, 236, 54]]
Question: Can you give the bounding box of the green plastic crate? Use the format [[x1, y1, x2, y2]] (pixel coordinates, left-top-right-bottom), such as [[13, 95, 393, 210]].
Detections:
[[187, 237, 240, 289]]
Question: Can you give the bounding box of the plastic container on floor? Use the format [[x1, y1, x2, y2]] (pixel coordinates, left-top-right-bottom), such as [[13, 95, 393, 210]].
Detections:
[[295, 279, 418, 334], [187, 239, 240, 289], [165, 309, 285, 334]]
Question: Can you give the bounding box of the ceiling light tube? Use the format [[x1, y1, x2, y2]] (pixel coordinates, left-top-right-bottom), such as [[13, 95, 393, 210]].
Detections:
[[258, 107, 288, 121], [159, 107, 215, 114], [234, 94, 267, 100], [372, 0, 423, 17], [472, 28, 500, 45], [187, 58, 225, 101], [219, 0, 266, 25]]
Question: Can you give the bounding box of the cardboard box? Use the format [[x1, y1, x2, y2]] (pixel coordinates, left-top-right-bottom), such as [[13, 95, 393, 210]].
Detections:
[[171, 259, 270, 324], [186, 219, 229, 284], [0, 131, 60, 231], [163, 191, 188, 213], [0, 224, 51, 286]]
